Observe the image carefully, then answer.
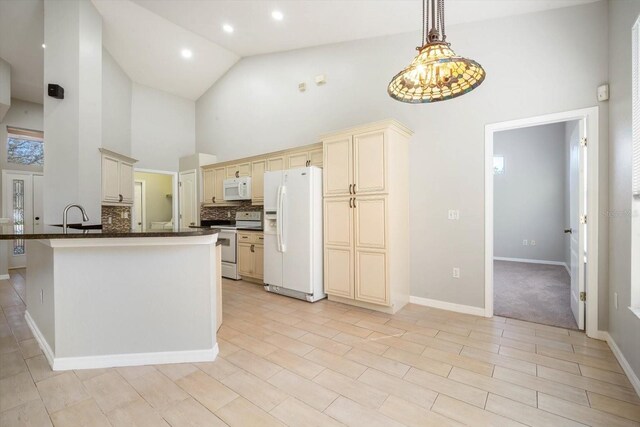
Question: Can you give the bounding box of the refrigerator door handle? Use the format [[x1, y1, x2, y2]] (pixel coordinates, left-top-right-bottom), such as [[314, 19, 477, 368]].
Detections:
[[280, 186, 287, 252], [276, 185, 283, 252]]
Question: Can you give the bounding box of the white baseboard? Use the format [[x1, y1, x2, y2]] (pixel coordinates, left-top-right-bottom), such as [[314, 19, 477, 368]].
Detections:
[[0, 274, 10, 280], [494, 257, 568, 269], [24, 311, 55, 368], [602, 332, 640, 398], [53, 345, 219, 371], [25, 310, 219, 371], [409, 296, 487, 317]]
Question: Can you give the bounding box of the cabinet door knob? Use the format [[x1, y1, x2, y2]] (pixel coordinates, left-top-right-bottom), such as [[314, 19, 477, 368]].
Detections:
[[250, 244, 255, 253], [349, 198, 353, 208], [353, 185, 356, 195], [119, 194, 123, 202], [353, 198, 356, 208], [349, 184, 353, 194], [235, 171, 240, 178], [212, 196, 215, 203]]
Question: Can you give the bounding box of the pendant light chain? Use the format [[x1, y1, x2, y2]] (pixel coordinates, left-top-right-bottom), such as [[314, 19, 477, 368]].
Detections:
[[439, 0, 446, 42], [422, 0, 428, 46]]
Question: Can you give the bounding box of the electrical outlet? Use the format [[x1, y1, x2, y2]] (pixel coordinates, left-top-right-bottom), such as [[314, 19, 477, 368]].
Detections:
[[614, 292, 618, 309], [452, 267, 460, 278], [108, 217, 112, 224], [447, 210, 460, 220], [227, 211, 231, 218], [124, 211, 129, 219], [523, 239, 528, 246], [530, 240, 536, 246]]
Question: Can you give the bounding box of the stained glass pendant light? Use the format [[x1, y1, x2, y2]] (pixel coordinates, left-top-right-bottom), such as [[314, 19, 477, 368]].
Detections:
[[388, 0, 485, 103]]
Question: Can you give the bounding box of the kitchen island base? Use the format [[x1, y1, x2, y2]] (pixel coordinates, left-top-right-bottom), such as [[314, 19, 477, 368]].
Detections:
[[24, 234, 218, 371]]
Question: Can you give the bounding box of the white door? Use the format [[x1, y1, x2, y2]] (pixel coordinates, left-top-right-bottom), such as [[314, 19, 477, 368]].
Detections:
[[569, 120, 586, 330], [133, 181, 144, 232], [179, 171, 197, 228], [3, 172, 34, 269]]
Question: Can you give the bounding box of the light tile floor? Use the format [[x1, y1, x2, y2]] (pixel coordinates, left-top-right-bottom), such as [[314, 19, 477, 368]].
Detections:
[[1, 269, 639, 426]]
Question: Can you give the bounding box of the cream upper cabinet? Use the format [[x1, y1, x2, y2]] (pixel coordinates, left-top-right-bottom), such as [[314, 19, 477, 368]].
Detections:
[[323, 135, 353, 196], [353, 130, 386, 195], [119, 162, 134, 204], [251, 160, 266, 202], [308, 148, 323, 167], [102, 156, 120, 203], [226, 162, 250, 178], [286, 152, 308, 169], [100, 149, 137, 206], [322, 120, 411, 313], [203, 169, 215, 204], [213, 167, 226, 204], [267, 156, 284, 171]]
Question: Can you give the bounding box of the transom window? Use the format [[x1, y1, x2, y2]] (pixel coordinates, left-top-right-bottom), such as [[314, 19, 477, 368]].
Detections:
[[6, 126, 44, 166]]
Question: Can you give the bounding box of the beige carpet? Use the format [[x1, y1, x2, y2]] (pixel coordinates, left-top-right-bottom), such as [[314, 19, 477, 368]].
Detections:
[[494, 260, 578, 330]]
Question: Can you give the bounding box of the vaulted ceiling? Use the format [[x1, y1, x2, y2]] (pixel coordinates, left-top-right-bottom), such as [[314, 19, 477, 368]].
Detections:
[[1, 0, 599, 103]]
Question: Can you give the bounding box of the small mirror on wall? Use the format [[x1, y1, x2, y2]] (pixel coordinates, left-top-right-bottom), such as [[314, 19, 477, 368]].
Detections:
[[493, 156, 505, 175]]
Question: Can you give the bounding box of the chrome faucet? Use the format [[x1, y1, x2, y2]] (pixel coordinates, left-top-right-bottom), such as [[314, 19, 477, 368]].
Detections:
[[62, 204, 89, 232]]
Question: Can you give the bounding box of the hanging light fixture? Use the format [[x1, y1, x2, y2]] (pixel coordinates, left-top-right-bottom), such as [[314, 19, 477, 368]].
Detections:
[[388, 0, 485, 103]]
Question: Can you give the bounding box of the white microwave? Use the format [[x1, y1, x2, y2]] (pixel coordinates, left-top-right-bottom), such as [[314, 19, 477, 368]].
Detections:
[[223, 177, 252, 201]]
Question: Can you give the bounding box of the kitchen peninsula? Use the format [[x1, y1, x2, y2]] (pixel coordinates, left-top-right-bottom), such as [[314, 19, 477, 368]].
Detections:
[[0, 226, 220, 371]]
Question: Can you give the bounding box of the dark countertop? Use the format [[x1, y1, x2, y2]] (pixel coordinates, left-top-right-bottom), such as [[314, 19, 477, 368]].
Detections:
[[0, 225, 220, 240]]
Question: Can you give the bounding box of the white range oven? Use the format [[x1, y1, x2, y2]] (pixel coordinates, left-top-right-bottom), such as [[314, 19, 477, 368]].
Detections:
[[201, 211, 262, 280]]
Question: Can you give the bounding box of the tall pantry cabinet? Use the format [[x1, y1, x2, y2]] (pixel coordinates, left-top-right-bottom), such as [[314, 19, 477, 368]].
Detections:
[[322, 120, 411, 314]]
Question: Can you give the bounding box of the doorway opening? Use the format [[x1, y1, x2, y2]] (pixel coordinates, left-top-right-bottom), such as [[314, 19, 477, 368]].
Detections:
[[485, 107, 599, 337], [132, 169, 177, 232]]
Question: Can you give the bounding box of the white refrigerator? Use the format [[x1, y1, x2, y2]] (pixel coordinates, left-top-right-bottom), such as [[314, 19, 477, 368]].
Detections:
[[263, 167, 325, 302]]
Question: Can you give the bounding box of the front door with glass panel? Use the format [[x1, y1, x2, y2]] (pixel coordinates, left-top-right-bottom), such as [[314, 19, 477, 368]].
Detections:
[[3, 172, 39, 269]]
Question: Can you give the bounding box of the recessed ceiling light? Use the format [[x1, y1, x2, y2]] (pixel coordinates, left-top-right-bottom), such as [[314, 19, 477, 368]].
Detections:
[[271, 10, 284, 21], [222, 23, 234, 33], [41, 43, 46, 49], [181, 49, 193, 59]]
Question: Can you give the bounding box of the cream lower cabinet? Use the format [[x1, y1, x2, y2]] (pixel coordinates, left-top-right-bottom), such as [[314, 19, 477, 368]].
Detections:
[[324, 195, 389, 306], [322, 120, 411, 313], [237, 231, 264, 282]]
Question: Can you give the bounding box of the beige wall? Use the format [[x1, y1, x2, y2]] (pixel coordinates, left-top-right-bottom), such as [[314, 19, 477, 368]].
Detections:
[[134, 172, 172, 229]]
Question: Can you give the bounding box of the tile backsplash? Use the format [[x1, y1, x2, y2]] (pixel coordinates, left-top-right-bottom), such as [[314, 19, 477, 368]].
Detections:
[[201, 201, 263, 221], [101, 205, 131, 232]]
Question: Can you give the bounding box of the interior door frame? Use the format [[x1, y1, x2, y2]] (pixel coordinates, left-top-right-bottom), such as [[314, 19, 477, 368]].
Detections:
[[133, 179, 146, 231], [178, 169, 198, 229], [485, 107, 599, 338], [133, 168, 178, 231]]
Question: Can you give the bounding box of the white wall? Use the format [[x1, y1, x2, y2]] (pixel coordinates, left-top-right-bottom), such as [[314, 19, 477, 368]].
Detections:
[[607, 0, 640, 383], [43, 0, 102, 225], [494, 123, 567, 263], [196, 1, 609, 318], [102, 48, 131, 156], [131, 83, 195, 172], [0, 57, 10, 121]]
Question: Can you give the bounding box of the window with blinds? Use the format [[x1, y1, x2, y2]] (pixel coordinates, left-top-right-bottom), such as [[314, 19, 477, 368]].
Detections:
[[633, 18, 640, 197]]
